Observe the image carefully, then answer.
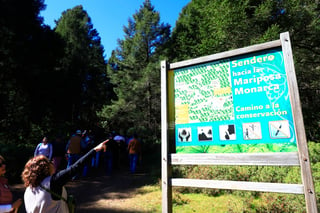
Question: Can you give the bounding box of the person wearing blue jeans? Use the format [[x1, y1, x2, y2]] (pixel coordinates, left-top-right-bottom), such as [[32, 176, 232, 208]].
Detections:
[[127, 134, 141, 174], [103, 134, 117, 176], [129, 153, 139, 174]]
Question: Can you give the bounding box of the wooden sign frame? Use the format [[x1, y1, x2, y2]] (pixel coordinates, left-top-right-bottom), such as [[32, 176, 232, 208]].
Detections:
[[161, 32, 317, 213]]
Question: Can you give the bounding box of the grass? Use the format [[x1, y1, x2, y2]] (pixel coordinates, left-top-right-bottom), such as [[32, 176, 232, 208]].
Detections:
[[105, 184, 253, 213], [98, 185, 162, 212], [172, 193, 248, 213], [111, 183, 310, 212]]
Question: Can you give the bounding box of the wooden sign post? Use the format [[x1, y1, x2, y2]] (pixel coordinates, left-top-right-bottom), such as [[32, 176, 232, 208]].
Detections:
[[161, 32, 317, 213]]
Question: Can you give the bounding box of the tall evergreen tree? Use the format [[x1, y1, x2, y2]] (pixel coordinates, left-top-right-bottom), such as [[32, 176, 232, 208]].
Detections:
[[99, 0, 170, 140], [55, 5, 111, 128], [169, 0, 262, 61], [169, 0, 320, 140], [0, 0, 64, 143]]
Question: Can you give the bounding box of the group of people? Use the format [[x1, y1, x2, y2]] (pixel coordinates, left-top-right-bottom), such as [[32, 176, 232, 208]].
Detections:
[[0, 138, 108, 212], [0, 129, 142, 213], [33, 130, 96, 176], [103, 132, 142, 175]]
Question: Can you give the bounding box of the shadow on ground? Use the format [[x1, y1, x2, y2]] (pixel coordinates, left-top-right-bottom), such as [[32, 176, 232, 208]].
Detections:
[[12, 165, 157, 213]]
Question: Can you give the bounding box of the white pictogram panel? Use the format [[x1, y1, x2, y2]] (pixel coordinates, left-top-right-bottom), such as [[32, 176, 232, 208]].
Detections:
[[178, 128, 192, 142], [219, 124, 236, 141], [269, 120, 290, 139], [198, 126, 213, 141], [243, 122, 262, 140]]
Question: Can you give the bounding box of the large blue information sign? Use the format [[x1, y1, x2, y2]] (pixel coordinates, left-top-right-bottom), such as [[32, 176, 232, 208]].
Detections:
[[174, 48, 297, 153]]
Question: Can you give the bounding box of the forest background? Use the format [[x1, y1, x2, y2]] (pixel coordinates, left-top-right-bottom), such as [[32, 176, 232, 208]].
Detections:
[[1, 0, 320, 211]]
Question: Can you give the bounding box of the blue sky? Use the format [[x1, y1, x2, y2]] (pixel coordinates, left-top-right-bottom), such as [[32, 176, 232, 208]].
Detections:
[[40, 0, 191, 59]]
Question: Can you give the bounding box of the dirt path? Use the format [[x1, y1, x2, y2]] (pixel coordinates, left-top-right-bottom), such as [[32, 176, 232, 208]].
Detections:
[[11, 166, 154, 213]]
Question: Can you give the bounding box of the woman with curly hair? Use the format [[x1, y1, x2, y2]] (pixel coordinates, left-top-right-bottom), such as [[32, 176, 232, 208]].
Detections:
[[21, 139, 109, 213]]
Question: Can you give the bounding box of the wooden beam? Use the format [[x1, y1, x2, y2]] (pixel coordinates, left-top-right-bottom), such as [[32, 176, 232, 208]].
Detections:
[[170, 40, 281, 70], [281, 32, 318, 213], [161, 60, 172, 213], [170, 152, 300, 166], [171, 178, 304, 194]]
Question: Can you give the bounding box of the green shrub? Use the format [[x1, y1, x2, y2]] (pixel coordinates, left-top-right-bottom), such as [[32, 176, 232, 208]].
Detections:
[[0, 142, 34, 183], [172, 190, 190, 206], [308, 141, 320, 163], [253, 193, 306, 213], [172, 141, 320, 211]]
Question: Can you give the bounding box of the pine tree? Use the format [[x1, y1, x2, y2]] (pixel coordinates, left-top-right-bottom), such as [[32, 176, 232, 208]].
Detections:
[[99, 0, 170, 140], [55, 5, 111, 127], [0, 0, 62, 143]]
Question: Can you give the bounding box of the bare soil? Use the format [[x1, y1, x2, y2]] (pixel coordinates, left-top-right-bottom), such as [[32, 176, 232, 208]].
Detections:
[[11, 165, 155, 213]]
